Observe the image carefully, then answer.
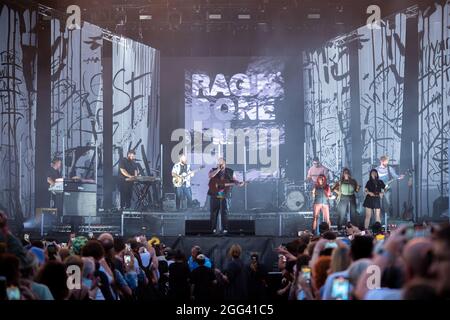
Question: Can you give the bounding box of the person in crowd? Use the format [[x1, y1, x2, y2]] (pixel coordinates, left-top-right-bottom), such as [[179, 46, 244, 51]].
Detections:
[[313, 256, 332, 298], [81, 239, 116, 300], [246, 252, 268, 301], [98, 233, 133, 300], [321, 235, 374, 299], [168, 250, 190, 301], [64, 255, 90, 300], [154, 243, 170, 298], [429, 224, 450, 298], [354, 225, 435, 300], [20, 251, 54, 300], [0, 211, 27, 266], [329, 245, 351, 274], [35, 261, 69, 300], [363, 169, 385, 230], [403, 279, 439, 300], [293, 254, 311, 300], [190, 254, 216, 301], [276, 260, 295, 300], [81, 257, 100, 300], [0, 253, 36, 300], [188, 245, 212, 271], [216, 244, 248, 300], [347, 258, 372, 299]]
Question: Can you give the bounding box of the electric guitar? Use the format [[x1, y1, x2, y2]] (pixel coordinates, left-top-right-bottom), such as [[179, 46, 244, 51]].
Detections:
[[172, 165, 205, 188], [383, 169, 413, 192], [208, 176, 248, 199]]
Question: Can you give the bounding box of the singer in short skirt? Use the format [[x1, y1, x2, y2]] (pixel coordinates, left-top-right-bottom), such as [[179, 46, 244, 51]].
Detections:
[[363, 180, 385, 209]]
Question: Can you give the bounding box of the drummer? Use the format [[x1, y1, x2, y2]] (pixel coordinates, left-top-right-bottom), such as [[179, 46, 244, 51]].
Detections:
[[306, 157, 331, 184]]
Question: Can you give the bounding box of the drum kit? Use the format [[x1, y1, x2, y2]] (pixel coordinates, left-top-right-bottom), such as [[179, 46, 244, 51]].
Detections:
[[281, 172, 340, 212]]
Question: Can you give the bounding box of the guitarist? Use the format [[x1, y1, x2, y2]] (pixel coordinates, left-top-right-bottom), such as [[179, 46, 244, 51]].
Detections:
[[171, 154, 193, 211], [208, 158, 245, 234], [376, 155, 404, 218]]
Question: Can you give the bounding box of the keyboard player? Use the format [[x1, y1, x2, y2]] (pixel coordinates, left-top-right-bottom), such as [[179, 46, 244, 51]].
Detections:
[[47, 158, 63, 186], [119, 150, 139, 209], [47, 157, 64, 211]]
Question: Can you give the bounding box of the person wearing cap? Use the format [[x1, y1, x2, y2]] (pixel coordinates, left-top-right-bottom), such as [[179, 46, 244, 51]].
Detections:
[[188, 245, 212, 271]]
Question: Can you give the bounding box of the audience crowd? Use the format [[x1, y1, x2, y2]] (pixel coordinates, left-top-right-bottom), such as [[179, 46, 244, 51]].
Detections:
[[1, 210, 449, 301]]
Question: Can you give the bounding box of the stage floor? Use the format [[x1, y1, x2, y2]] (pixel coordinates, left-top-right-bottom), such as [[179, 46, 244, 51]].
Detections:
[[28, 209, 413, 239], [30, 209, 315, 238]]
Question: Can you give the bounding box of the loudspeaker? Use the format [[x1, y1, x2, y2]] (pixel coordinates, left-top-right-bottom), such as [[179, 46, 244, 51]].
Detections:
[[185, 220, 211, 235], [433, 196, 449, 219], [163, 193, 177, 212], [228, 220, 255, 235], [281, 213, 311, 237]]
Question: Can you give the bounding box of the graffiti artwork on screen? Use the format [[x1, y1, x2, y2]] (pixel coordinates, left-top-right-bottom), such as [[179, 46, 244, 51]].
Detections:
[[304, 5, 449, 218], [51, 19, 104, 193], [0, 5, 37, 224]]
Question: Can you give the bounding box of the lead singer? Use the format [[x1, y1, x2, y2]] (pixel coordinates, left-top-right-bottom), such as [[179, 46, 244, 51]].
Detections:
[[208, 158, 245, 234]]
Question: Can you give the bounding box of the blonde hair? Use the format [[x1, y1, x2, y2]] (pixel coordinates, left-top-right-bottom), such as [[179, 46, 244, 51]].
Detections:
[[228, 244, 242, 259], [330, 245, 351, 273], [380, 155, 389, 162]]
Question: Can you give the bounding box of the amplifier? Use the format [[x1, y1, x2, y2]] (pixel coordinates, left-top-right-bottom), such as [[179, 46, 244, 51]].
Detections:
[[163, 193, 177, 212], [254, 212, 313, 236], [121, 212, 185, 237], [61, 181, 97, 217], [185, 220, 211, 235], [228, 220, 255, 235]]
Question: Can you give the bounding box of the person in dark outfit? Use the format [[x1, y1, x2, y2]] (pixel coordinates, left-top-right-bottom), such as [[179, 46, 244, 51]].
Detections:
[[190, 254, 216, 301], [363, 169, 386, 229], [216, 244, 248, 300], [168, 250, 190, 301], [47, 158, 62, 186], [208, 158, 245, 234], [118, 150, 138, 209], [246, 253, 268, 301]]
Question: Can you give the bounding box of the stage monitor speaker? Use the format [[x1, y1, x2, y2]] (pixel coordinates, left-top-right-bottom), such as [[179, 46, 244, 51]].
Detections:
[[185, 220, 211, 235], [433, 196, 449, 219], [228, 220, 255, 235], [163, 193, 177, 212]]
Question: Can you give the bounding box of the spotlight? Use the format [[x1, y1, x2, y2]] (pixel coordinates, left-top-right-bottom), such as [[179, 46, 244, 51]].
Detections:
[[238, 14, 251, 20], [307, 13, 320, 19], [139, 15, 152, 20], [208, 13, 222, 20]]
